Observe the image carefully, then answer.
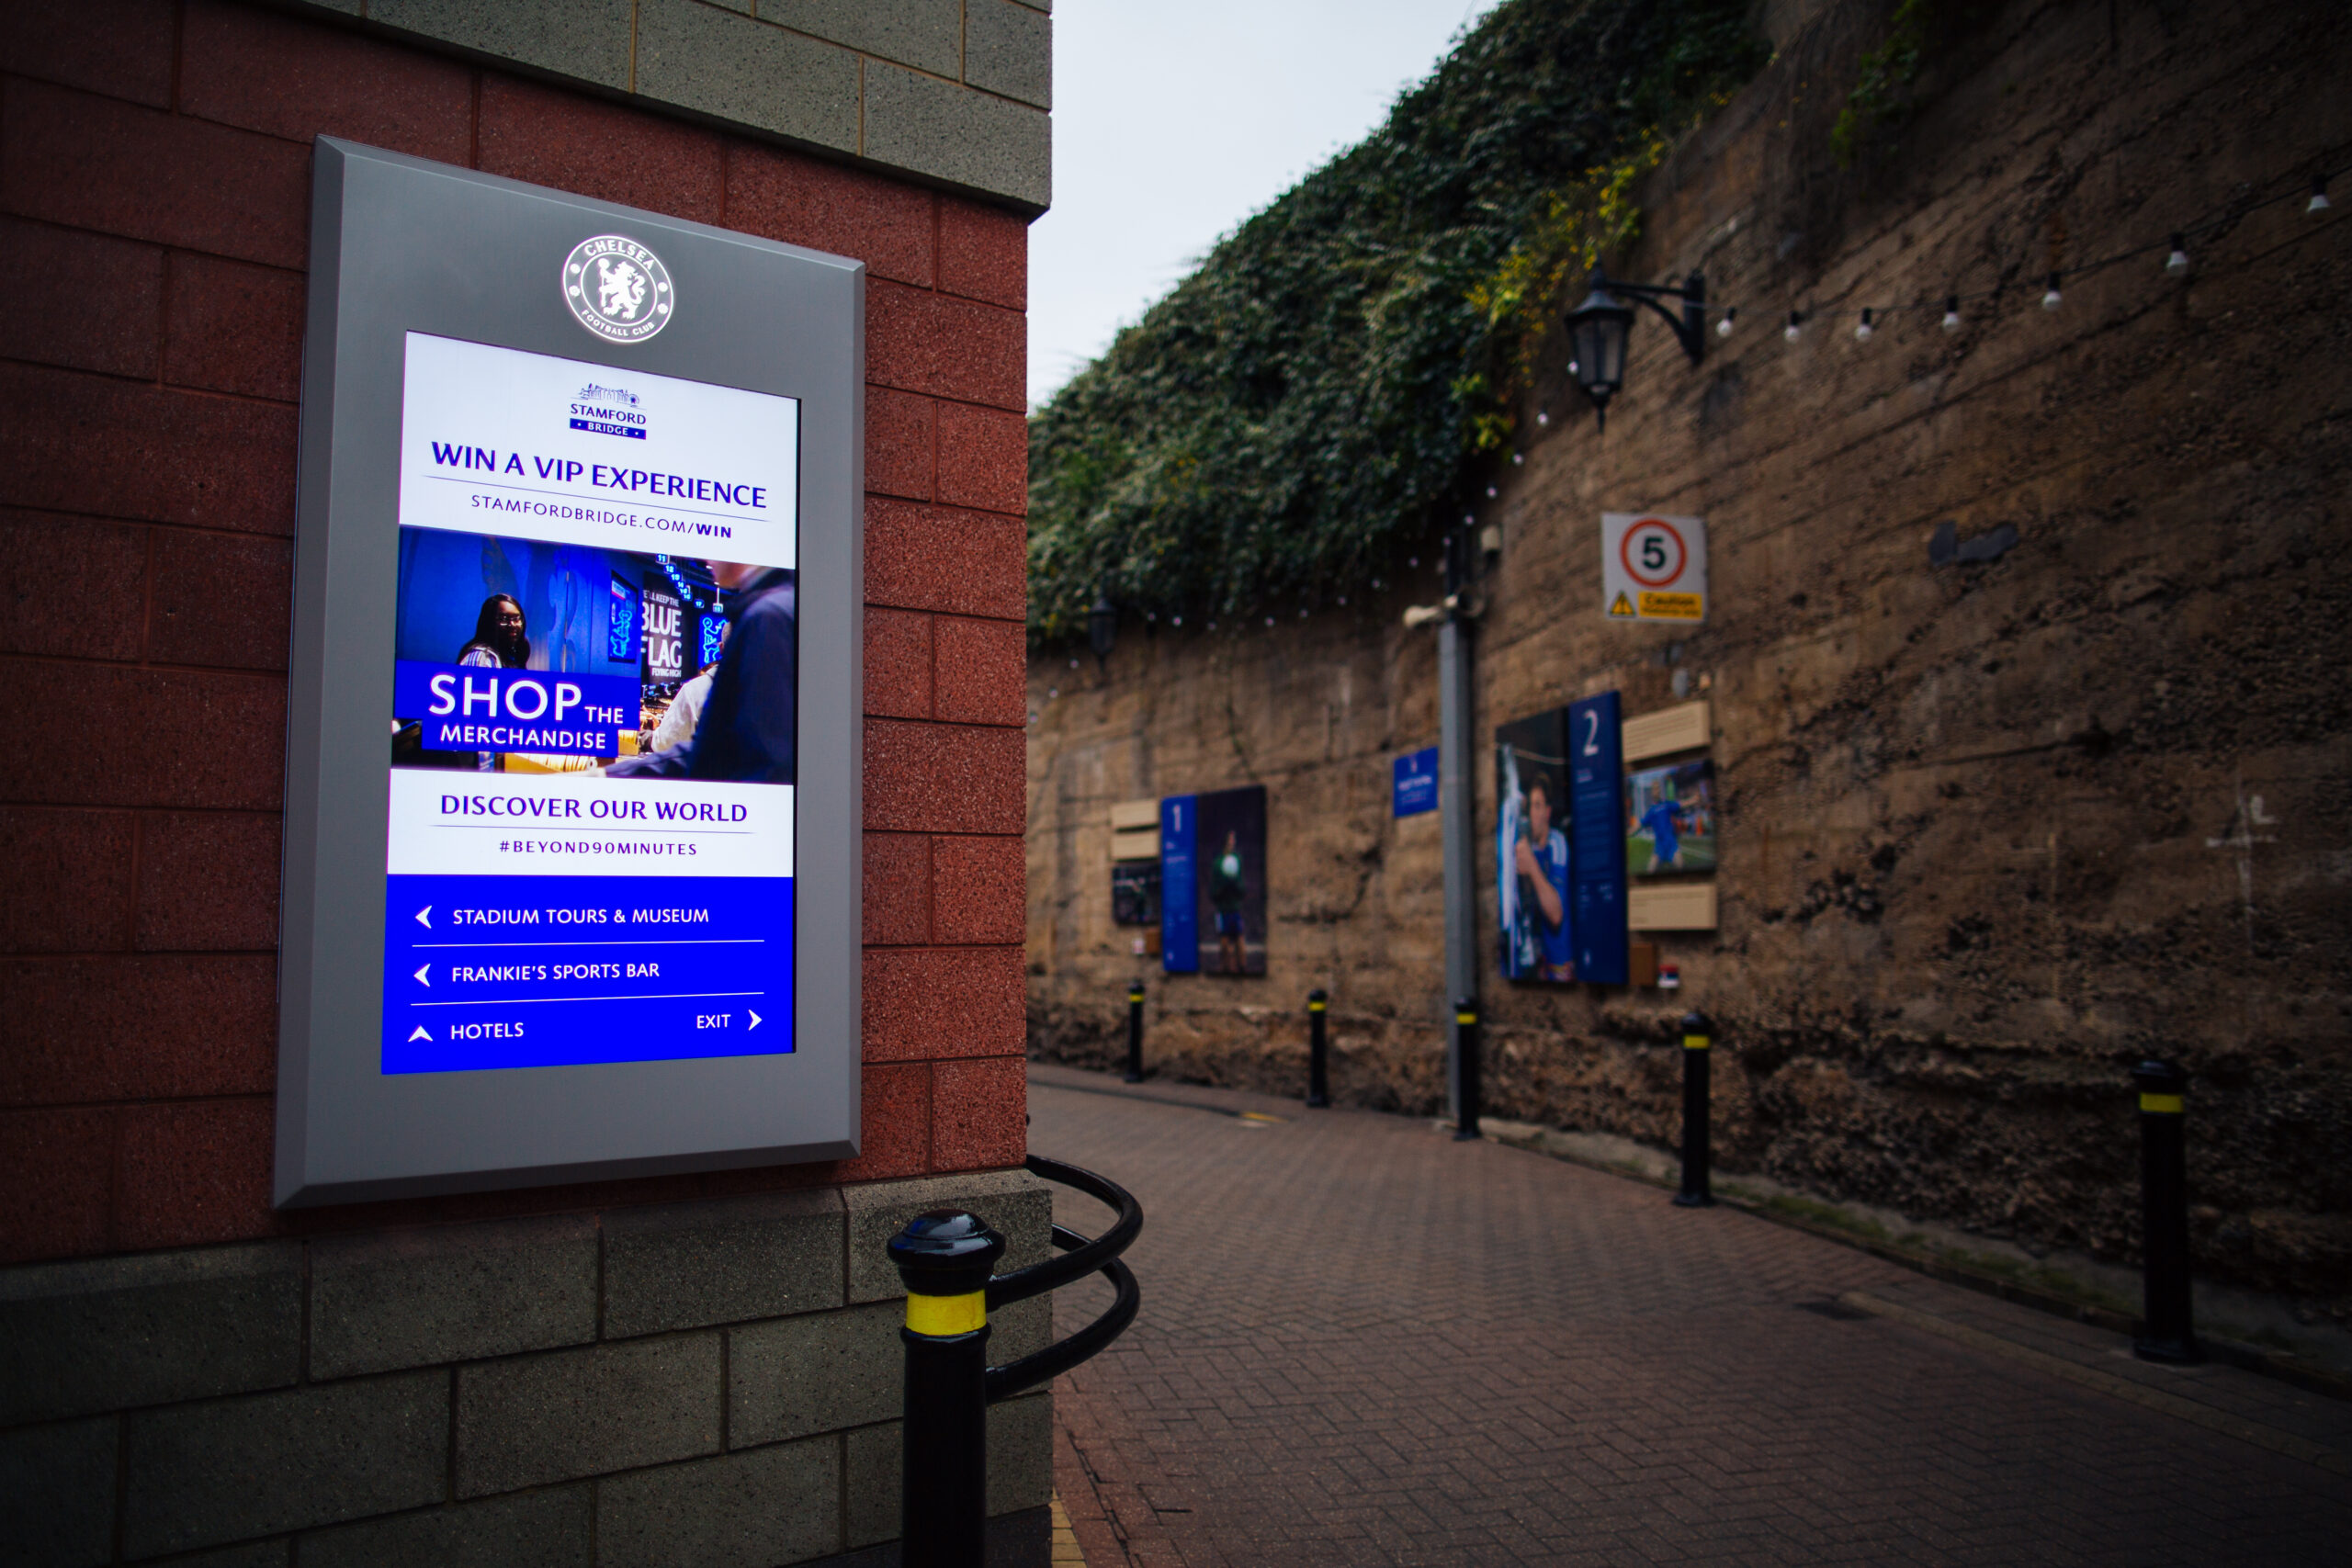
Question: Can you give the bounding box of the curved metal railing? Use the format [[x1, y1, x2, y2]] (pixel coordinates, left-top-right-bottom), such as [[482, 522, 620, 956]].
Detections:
[[981, 1153, 1142, 1401]]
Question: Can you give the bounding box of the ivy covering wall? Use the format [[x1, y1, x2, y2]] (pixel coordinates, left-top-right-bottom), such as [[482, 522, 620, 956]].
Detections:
[[1025, 0, 1771, 640]]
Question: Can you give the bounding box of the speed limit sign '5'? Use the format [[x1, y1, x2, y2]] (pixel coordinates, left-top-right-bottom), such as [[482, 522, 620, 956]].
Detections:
[[1601, 512, 1707, 624]]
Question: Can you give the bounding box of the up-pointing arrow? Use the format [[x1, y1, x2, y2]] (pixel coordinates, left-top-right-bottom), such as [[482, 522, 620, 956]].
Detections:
[[406, 1025, 431, 1042], [413, 963, 430, 986], [748, 1010, 763, 1030], [415, 906, 432, 929]]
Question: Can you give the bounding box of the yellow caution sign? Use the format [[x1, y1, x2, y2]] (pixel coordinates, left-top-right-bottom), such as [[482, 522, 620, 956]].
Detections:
[[1638, 591, 1704, 620], [1608, 592, 1635, 617]]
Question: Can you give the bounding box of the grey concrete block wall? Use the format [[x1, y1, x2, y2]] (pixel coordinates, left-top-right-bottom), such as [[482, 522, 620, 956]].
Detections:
[[299, 0, 1054, 210], [310, 1215, 596, 1378], [121, 1372, 449, 1556], [0, 1172, 1057, 1566], [0, 1244, 301, 1426], [603, 1190, 842, 1337]]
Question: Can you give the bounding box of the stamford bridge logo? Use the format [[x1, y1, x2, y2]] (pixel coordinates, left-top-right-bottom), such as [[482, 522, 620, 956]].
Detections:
[[561, 235, 673, 344]]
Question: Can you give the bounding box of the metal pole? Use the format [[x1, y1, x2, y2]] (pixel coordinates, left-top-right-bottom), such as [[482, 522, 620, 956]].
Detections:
[[1674, 1010, 1713, 1207], [1438, 606, 1477, 1123], [889, 1209, 1006, 1568], [1453, 998, 1482, 1141], [2132, 1059, 2201, 1363], [1123, 981, 1145, 1084], [1306, 988, 1329, 1108]]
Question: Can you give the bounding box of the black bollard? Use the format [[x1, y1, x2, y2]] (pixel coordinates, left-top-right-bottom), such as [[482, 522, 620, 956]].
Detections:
[[1453, 998, 1482, 1141], [1674, 1010, 1713, 1207], [2132, 1059, 2202, 1364], [1124, 981, 1145, 1083], [889, 1209, 1005, 1568], [1306, 988, 1330, 1108]]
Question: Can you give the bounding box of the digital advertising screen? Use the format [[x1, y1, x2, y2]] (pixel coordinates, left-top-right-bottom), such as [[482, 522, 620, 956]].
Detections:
[[383, 333, 798, 1074]]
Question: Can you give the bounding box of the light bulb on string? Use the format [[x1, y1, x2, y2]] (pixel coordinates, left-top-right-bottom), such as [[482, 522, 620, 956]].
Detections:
[[2310, 178, 2332, 214], [1171, 615, 1182, 626], [1408, 557, 1418, 568], [2165, 233, 2189, 273], [1853, 309, 1874, 343], [2041, 273, 2064, 310], [1536, 407, 1549, 427], [1940, 295, 1962, 333], [1486, 485, 1498, 497], [1511, 452, 1524, 466], [1783, 309, 1804, 343], [1715, 306, 1736, 338]]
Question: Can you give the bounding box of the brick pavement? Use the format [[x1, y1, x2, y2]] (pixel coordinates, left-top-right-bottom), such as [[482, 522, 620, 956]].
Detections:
[[1029, 1066, 2352, 1567]]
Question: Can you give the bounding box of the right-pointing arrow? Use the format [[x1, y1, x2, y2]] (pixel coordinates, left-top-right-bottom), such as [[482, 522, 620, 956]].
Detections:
[[748, 1010, 763, 1030]]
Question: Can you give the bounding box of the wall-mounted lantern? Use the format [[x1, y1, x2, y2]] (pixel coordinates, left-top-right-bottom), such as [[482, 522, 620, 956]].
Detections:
[[1562, 268, 1709, 431], [1088, 590, 1118, 671]]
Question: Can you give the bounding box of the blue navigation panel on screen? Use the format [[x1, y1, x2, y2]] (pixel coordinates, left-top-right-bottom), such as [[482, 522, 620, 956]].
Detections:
[[382, 333, 799, 1074]]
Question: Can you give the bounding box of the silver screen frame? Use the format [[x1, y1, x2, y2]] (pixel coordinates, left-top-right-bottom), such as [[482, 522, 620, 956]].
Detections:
[[276, 139, 863, 1206]]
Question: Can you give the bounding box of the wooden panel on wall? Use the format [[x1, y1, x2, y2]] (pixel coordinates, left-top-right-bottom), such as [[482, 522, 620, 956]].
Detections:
[[1109, 798, 1159, 830], [1629, 882, 1718, 931], [1111, 829, 1160, 863], [1623, 701, 1710, 762]]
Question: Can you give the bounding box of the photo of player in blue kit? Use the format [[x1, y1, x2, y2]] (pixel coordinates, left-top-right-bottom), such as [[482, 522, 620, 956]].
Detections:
[[1496, 710, 1576, 983], [1625, 758, 1715, 875]]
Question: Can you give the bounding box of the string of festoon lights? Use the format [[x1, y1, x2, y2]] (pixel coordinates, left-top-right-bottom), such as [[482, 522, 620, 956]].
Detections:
[[1767, 167, 2344, 346], [1512, 164, 2345, 436]]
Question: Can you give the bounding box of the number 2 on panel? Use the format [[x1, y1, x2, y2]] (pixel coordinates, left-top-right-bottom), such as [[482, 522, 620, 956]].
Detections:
[[1582, 711, 1601, 756]]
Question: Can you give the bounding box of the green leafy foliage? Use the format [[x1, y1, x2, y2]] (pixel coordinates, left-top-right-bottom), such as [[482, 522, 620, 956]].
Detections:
[[1026, 0, 1770, 639], [1830, 0, 1933, 167]]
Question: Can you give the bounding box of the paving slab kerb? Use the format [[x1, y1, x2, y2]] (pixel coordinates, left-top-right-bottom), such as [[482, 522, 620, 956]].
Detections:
[[1028, 1066, 2352, 1567]]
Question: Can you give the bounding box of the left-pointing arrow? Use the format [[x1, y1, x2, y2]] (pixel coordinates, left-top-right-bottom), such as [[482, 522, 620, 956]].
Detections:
[[414, 906, 432, 929], [413, 964, 430, 986]]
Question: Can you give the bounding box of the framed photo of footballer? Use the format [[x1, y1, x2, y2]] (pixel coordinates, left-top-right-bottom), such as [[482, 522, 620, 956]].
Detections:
[[1626, 758, 1716, 875], [1176, 784, 1267, 976], [1496, 709, 1575, 983]]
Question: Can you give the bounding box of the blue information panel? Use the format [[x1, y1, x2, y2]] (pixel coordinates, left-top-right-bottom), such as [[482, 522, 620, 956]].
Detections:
[[1159, 795, 1199, 974], [1393, 747, 1438, 818], [1566, 692, 1629, 984], [383, 874, 791, 1072], [384, 333, 799, 1075]]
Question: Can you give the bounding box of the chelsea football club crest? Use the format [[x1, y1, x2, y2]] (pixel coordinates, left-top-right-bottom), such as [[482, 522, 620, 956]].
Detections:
[[561, 235, 673, 344]]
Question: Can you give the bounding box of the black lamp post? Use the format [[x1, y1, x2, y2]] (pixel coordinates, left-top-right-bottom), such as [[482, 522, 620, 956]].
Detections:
[[1087, 590, 1117, 672], [1562, 267, 1709, 431]]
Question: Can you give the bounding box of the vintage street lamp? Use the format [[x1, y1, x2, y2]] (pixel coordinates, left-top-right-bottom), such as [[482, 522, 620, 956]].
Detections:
[[1561, 267, 1709, 431], [1087, 589, 1117, 671]]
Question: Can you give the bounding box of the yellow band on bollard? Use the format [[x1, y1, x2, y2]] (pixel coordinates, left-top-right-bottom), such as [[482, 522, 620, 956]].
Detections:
[[904, 1290, 986, 1337], [1309, 1001, 1327, 1012], [1683, 1035, 1710, 1050], [1128, 990, 1144, 1002], [1455, 1011, 1476, 1025], [2140, 1093, 2184, 1114]]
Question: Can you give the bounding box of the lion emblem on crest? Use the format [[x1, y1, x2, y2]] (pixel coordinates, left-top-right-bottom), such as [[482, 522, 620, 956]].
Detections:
[[561, 235, 674, 344]]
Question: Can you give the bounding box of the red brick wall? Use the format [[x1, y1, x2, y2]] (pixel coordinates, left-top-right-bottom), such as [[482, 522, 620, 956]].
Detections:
[[0, 0, 1031, 1264]]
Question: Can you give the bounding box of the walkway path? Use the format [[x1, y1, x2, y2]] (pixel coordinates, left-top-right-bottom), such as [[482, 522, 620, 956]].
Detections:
[[1030, 1065, 2351, 1567]]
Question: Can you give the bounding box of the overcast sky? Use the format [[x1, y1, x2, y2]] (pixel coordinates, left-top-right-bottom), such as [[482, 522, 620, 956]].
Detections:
[[1028, 1, 1498, 410]]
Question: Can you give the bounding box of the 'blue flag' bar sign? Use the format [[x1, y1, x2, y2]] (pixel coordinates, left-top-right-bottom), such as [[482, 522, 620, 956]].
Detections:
[[1393, 748, 1438, 817]]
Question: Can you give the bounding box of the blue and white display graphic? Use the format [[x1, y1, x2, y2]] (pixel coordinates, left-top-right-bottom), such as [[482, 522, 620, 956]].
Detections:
[[385, 333, 799, 1074]]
